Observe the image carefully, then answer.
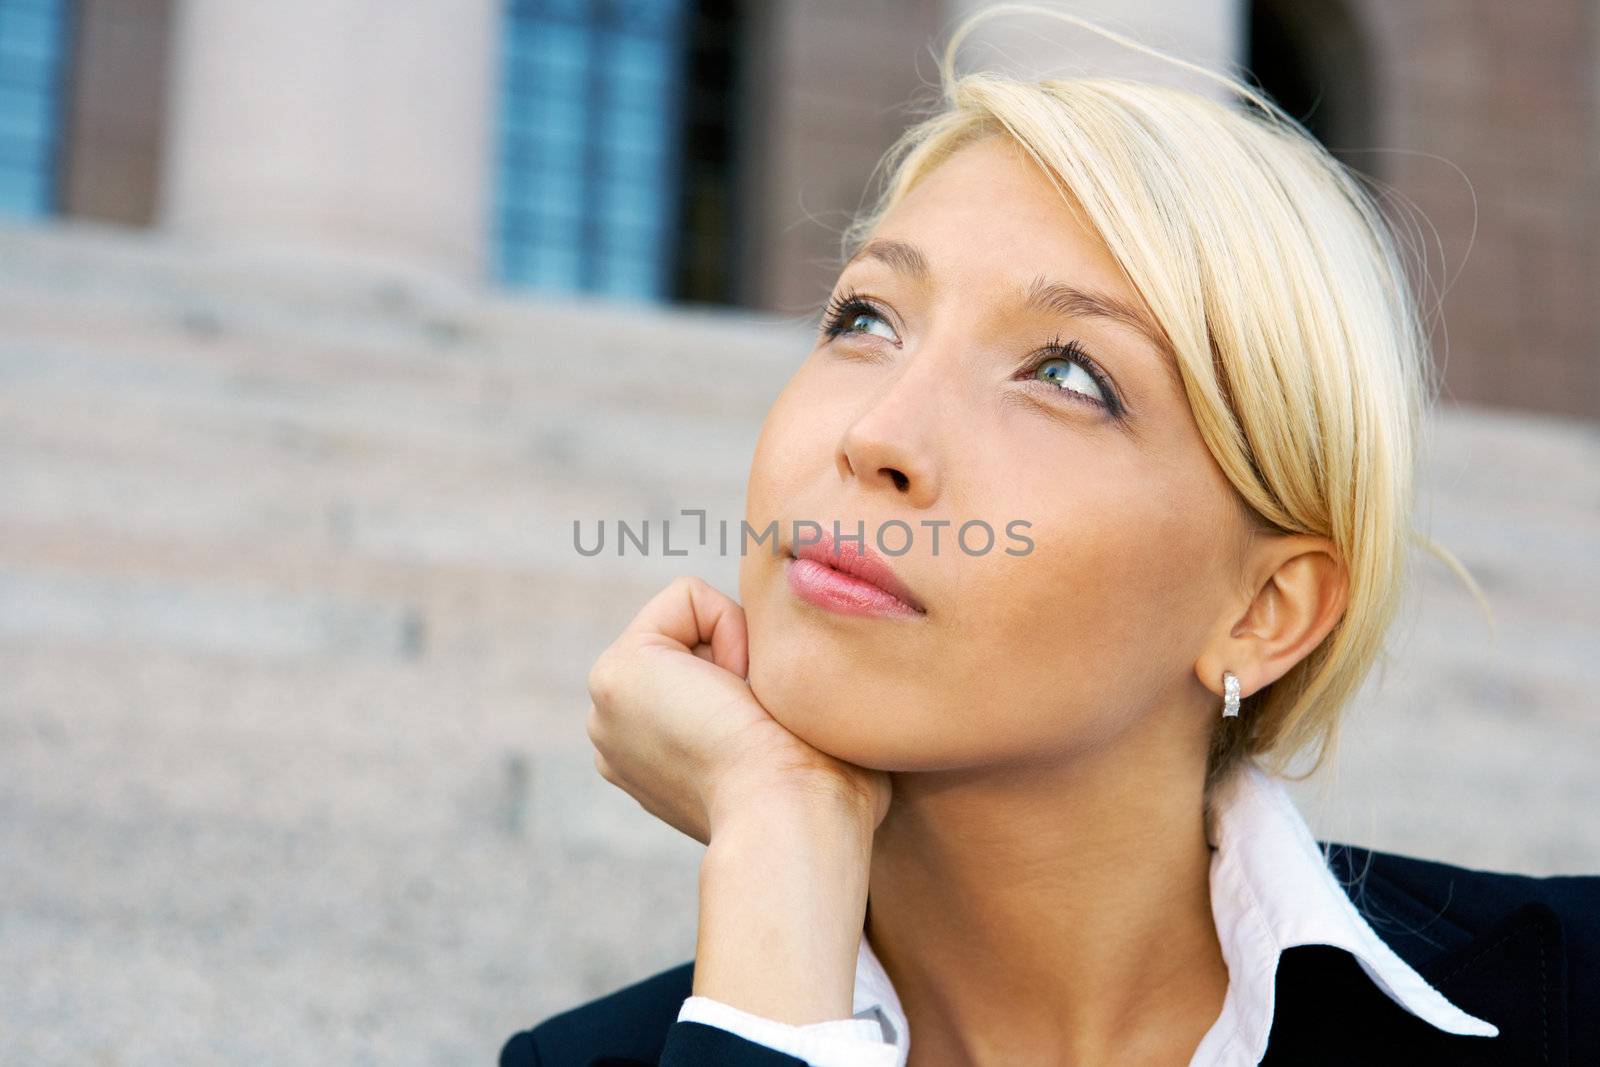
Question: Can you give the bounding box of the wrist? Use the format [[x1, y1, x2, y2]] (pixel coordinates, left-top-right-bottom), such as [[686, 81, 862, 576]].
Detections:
[[707, 766, 881, 843], [703, 790, 876, 874], [693, 789, 875, 1023]]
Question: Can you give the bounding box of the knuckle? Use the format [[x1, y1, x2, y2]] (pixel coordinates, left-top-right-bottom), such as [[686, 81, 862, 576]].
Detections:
[[586, 657, 616, 703]]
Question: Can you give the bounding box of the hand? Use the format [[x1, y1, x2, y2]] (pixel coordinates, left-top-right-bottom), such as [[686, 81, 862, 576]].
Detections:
[[585, 575, 891, 845]]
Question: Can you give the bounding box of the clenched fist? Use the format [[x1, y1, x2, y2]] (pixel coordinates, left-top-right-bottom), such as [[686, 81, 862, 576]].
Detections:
[[585, 575, 891, 845]]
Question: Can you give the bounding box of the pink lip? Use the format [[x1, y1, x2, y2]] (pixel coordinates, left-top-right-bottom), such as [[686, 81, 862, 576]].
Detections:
[[785, 528, 927, 619]]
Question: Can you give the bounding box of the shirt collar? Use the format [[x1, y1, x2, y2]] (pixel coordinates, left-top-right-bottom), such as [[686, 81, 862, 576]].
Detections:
[[847, 762, 1499, 1067]]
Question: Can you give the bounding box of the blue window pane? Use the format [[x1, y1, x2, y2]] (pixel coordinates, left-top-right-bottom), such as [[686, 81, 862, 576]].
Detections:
[[607, 33, 668, 94], [599, 106, 668, 158], [524, 24, 589, 101], [539, 169, 583, 218], [493, 0, 686, 303], [0, 8, 58, 54], [538, 94, 588, 151], [0, 168, 45, 214], [0, 0, 70, 219], [596, 181, 659, 230], [598, 223, 658, 259], [533, 244, 582, 290], [609, 0, 681, 36], [535, 208, 582, 247], [598, 268, 656, 303], [0, 92, 51, 138]]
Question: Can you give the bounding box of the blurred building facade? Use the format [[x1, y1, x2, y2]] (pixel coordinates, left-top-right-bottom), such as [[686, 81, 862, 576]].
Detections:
[[2, 0, 1595, 415]]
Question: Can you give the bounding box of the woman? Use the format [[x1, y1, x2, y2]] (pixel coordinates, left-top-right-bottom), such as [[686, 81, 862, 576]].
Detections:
[[502, 6, 1598, 1065]]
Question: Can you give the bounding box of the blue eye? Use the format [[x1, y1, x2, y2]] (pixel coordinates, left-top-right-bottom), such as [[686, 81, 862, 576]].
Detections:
[[820, 291, 897, 343], [819, 290, 1125, 419], [1031, 351, 1106, 406], [1024, 336, 1122, 416]]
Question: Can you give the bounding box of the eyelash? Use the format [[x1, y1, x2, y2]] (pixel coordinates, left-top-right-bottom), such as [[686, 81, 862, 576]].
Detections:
[[818, 288, 1125, 418]]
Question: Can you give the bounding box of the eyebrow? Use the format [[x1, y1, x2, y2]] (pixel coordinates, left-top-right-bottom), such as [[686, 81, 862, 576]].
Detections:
[[842, 237, 1182, 394]]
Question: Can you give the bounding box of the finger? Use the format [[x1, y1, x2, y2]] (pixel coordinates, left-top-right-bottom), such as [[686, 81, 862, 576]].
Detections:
[[706, 602, 749, 679], [622, 576, 749, 678]]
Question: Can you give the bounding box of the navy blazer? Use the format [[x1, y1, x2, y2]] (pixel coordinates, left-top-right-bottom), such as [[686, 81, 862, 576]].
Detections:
[[500, 842, 1600, 1065]]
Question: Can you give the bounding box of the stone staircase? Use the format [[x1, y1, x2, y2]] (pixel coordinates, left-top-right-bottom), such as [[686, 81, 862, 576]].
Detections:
[[0, 220, 1595, 1065]]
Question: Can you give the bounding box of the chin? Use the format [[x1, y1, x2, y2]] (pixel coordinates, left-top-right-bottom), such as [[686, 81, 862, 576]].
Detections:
[[744, 653, 959, 773], [748, 654, 883, 761], [741, 573, 963, 770]]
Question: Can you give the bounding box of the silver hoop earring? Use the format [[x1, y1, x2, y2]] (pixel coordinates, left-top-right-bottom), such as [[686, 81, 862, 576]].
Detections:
[[1222, 671, 1241, 718]]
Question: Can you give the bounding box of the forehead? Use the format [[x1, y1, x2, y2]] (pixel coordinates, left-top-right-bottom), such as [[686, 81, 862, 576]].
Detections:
[[872, 137, 1121, 280]]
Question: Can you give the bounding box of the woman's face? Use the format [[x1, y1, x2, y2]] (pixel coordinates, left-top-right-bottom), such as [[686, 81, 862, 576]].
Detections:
[[738, 134, 1251, 773]]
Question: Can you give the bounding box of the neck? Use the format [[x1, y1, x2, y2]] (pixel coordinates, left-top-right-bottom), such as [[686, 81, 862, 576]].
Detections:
[[866, 732, 1228, 1064]]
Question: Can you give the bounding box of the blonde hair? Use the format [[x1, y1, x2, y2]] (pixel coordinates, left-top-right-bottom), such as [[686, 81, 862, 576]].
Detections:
[[839, 3, 1490, 799]]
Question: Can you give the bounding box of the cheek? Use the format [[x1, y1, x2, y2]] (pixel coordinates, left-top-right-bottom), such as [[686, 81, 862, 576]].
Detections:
[[738, 371, 860, 734], [743, 367, 833, 519], [941, 467, 1225, 740], [984, 516, 1192, 678]]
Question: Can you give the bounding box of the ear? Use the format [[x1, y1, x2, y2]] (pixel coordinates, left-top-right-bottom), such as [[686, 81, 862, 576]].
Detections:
[[1194, 534, 1349, 705]]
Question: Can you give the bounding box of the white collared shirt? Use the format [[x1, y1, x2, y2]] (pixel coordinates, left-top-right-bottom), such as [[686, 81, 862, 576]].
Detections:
[[676, 762, 1500, 1066]]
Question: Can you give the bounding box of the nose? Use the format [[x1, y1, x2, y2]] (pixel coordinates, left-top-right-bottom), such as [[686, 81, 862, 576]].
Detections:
[[835, 358, 945, 510]]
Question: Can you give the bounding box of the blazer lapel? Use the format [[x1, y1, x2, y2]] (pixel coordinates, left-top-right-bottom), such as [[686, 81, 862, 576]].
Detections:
[[1419, 900, 1569, 1065], [1263, 892, 1569, 1064]]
